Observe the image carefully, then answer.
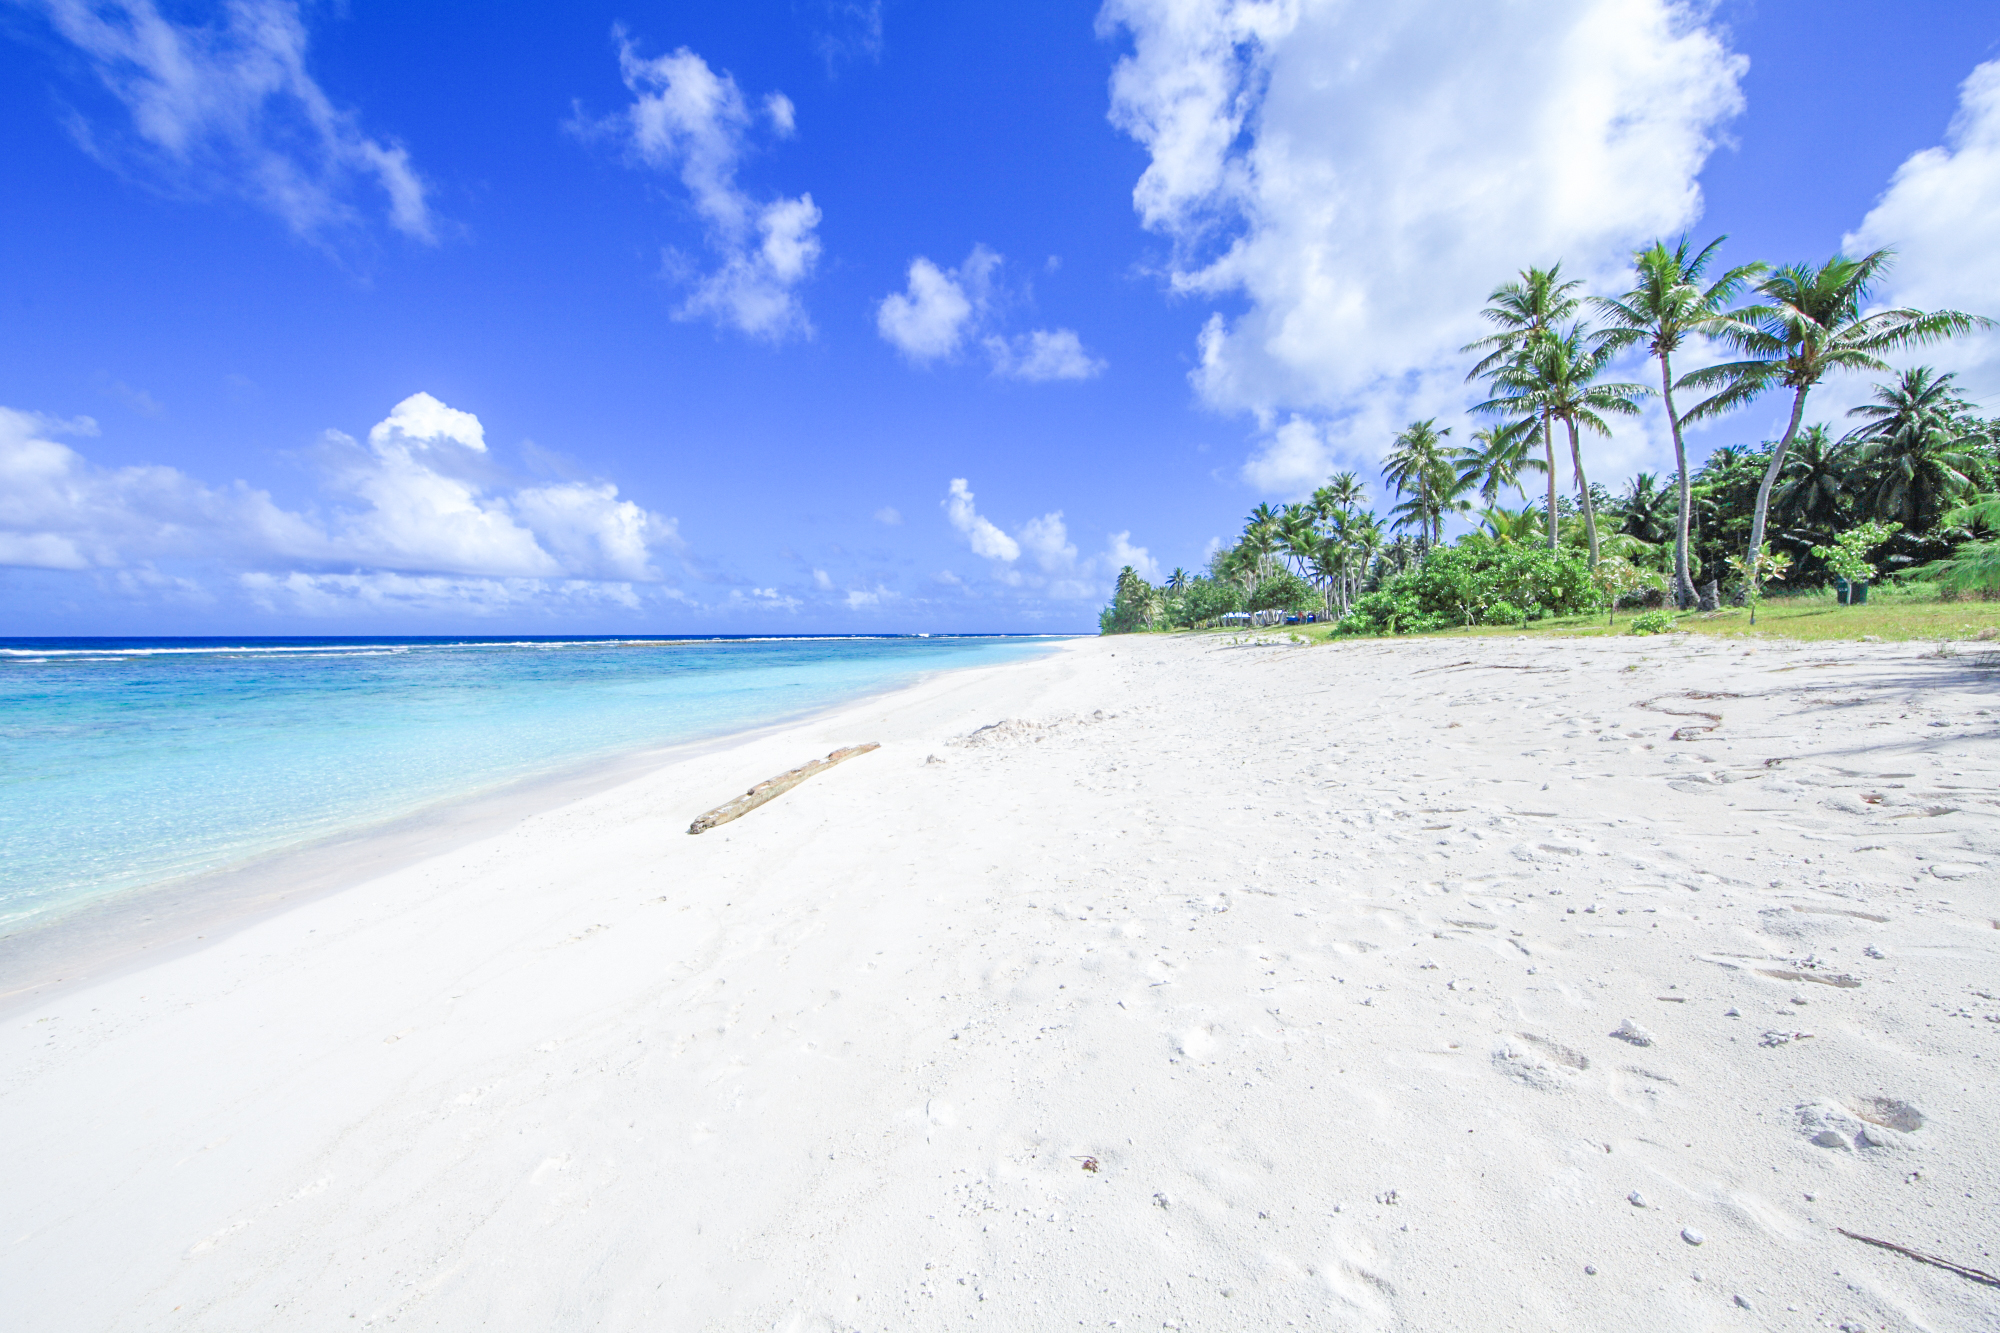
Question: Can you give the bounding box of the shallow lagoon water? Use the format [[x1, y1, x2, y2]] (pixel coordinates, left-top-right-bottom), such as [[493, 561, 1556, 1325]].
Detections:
[[0, 635, 1059, 929]]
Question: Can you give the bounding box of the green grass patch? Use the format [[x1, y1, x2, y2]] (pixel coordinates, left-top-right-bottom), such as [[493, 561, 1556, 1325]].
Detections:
[[1285, 583, 2000, 644]]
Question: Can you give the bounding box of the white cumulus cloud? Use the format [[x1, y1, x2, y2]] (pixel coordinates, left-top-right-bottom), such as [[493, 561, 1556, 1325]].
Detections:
[[0, 394, 681, 611], [1017, 510, 1078, 573], [26, 0, 432, 244], [1106, 530, 1162, 582], [1846, 58, 2000, 401], [579, 34, 821, 341], [877, 247, 998, 361], [876, 246, 1106, 378], [1099, 0, 1746, 488]]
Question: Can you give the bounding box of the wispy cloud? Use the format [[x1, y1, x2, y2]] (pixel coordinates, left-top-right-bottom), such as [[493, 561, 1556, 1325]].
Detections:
[[984, 329, 1105, 382], [943, 478, 1020, 561], [574, 32, 821, 341], [25, 0, 433, 245], [811, 0, 885, 74], [876, 246, 1106, 379], [940, 478, 1156, 598]]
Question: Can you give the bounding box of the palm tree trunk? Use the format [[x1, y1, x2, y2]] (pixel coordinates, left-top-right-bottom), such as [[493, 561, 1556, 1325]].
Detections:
[[1658, 350, 1694, 608], [1565, 415, 1599, 567], [1542, 413, 1559, 551], [1746, 387, 1810, 592]]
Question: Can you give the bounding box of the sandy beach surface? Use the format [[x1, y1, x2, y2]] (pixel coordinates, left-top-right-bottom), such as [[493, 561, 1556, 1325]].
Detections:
[[4, 633, 1998, 1332]]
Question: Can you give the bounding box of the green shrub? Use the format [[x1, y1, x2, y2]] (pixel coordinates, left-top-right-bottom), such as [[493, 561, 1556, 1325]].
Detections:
[[1248, 569, 1317, 614], [1626, 609, 1676, 636], [1335, 545, 1599, 635], [1168, 576, 1244, 627]]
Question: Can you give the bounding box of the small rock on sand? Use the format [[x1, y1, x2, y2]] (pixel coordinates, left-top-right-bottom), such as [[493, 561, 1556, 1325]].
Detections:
[[1682, 1228, 1705, 1246], [1612, 1018, 1655, 1046]]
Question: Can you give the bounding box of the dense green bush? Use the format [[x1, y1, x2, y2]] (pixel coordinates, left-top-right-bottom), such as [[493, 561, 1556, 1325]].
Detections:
[[1334, 545, 1598, 635], [1248, 569, 1317, 613], [1168, 575, 1244, 627]]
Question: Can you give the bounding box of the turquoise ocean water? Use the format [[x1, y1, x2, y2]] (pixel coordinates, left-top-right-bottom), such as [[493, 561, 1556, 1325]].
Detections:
[[0, 635, 1060, 931]]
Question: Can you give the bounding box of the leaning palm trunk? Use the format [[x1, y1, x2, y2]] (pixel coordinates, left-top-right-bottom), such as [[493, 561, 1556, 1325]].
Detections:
[[1746, 387, 1811, 592], [1658, 351, 1696, 607], [1564, 415, 1600, 567], [1542, 413, 1559, 551]]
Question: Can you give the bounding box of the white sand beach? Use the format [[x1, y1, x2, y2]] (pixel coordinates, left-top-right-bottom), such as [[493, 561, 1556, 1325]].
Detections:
[[4, 634, 1998, 1332]]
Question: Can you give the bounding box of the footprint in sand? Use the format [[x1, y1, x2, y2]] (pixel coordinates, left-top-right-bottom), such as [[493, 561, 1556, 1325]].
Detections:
[[1795, 1097, 1924, 1149], [1493, 1032, 1588, 1090]]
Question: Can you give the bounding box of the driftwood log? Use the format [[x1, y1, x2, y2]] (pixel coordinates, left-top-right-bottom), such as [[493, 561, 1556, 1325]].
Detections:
[[687, 744, 879, 835]]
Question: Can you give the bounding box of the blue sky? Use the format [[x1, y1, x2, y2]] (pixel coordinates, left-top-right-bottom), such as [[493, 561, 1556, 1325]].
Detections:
[[2, 0, 1996, 635]]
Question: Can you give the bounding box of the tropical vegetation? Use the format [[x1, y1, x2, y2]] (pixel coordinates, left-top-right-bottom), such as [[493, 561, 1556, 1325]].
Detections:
[[1102, 236, 1997, 636]]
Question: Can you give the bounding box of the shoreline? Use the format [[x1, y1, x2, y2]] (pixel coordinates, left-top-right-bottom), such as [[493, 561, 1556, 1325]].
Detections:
[[0, 641, 1067, 1018], [4, 632, 1994, 1331]]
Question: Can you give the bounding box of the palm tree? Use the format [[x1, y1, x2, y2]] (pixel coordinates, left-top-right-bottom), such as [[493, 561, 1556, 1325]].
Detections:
[[1465, 265, 1582, 550], [1308, 533, 1348, 614], [1475, 326, 1651, 567], [1591, 236, 1764, 606], [1679, 250, 1992, 588], [1454, 420, 1547, 507], [1241, 503, 1282, 580], [1616, 472, 1675, 545], [1846, 365, 1974, 447], [1384, 419, 1468, 546], [1476, 504, 1543, 545], [1277, 504, 1322, 576], [1346, 509, 1386, 607], [1165, 567, 1189, 593], [1845, 368, 1983, 535], [1211, 541, 1257, 591], [1312, 471, 1367, 522], [1768, 425, 1853, 538], [1853, 419, 1983, 536]]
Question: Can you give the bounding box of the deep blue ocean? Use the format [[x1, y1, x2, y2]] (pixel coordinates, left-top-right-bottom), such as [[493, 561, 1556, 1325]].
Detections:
[[0, 634, 1061, 930]]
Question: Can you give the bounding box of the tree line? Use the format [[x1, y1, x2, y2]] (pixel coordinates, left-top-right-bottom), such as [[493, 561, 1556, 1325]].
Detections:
[[1103, 239, 1997, 635]]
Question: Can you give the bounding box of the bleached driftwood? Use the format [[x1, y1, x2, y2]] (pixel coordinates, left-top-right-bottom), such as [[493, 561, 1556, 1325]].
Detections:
[[687, 744, 880, 834]]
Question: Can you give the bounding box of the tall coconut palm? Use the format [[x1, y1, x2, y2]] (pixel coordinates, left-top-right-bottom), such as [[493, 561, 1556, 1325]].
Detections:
[[1346, 510, 1386, 606], [1165, 567, 1190, 593], [1454, 420, 1547, 507], [1465, 265, 1583, 550], [1277, 504, 1322, 576], [1308, 533, 1349, 614], [1679, 250, 1992, 588], [1384, 419, 1468, 546], [1591, 236, 1764, 606], [1241, 502, 1282, 580], [1312, 471, 1367, 522], [1475, 326, 1651, 566]]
